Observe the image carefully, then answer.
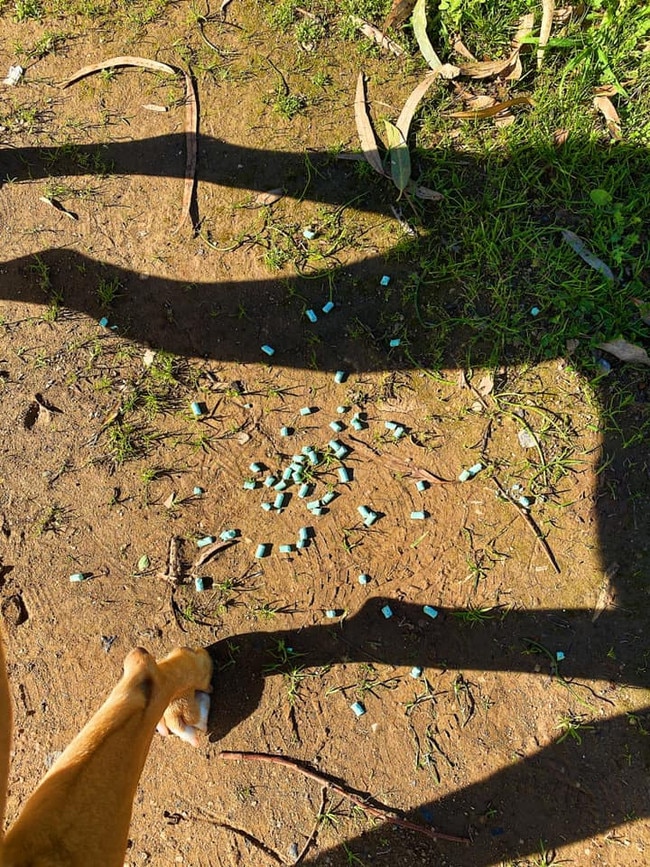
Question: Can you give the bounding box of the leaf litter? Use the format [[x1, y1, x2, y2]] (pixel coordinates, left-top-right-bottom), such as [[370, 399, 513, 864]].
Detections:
[[561, 230, 615, 281]]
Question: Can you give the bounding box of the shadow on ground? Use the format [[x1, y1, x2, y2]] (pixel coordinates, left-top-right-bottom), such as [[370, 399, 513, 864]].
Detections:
[[1, 133, 649, 865]]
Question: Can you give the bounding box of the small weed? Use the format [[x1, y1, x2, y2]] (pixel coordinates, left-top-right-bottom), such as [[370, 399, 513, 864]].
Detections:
[[36, 504, 68, 535], [272, 87, 307, 121], [453, 605, 500, 626], [14, 0, 43, 22], [96, 276, 122, 309], [556, 713, 595, 745]]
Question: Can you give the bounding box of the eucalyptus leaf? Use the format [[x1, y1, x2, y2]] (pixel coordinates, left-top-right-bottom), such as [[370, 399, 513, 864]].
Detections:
[[384, 120, 411, 195]]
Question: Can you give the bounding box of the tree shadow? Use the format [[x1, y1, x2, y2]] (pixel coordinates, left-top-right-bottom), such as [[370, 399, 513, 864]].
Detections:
[[2, 132, 649, 864]]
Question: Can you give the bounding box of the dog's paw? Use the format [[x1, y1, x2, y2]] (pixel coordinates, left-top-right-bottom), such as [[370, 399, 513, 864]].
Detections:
[[157, 689, 211, 747]]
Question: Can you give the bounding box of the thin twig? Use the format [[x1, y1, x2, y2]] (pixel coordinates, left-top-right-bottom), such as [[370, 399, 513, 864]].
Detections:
[[219, 751, 470, 845], [493, 479, 561, 573], [294, 786, 327, 865]]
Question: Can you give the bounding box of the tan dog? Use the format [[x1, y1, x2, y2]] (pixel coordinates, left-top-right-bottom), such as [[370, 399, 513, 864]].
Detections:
[[0, 640, 213, 866]]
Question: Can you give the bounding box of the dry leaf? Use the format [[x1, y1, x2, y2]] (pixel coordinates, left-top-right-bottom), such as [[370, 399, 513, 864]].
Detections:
[[561, 229, 614, 281], [597, 339, 650, 366], [553, 128, 570, 146], [354, 73, 385, 176], [174, 70, 198, 233], [251, 188, 284, 207], [465, 95, 496, 110], [39, 196, 78, 220], [594, 84, 617, 97], [446, 96, 534, 119], [537, 0, 555, 69], [143, 103, 168, 112], [513, 12, 535, 45], [476, 374, 494, 397], [352, 17, 405, 56], [412, 0, 442, 71], [396, 71, 441, 140], [592, 562, 619, 622], [62, 56, 176, 88], [593, 94, 622, 140], [458, 50, 520, 80], [383, 0, 417, 30], [413, 185, 444, 201], [453, 39, 477, 61]]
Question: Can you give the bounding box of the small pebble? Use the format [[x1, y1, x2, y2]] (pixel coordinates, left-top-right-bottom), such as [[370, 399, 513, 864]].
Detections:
[[381, 604, 393, 619], [422, 605, 438, 619], [197, 536, 215, 548], [350, 701, 366, 717], [322, 301, 334, 314], [305, 308, 318, 322], [389, 338, 401, 347], [261, 345, 275, 356], [254, 544, 270, 558]]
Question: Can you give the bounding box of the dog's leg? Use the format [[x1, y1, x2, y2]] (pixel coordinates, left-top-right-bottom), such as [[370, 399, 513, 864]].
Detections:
[[2, 646, 213, 867]]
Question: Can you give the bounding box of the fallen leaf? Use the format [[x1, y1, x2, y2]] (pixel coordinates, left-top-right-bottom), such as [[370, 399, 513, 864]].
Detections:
[[632, 298, 650, 325], [465, 95, 496, 110], [251, 188, 284, 207], [597, 339, 650, 366], [351, 17, 405, 56], [354, 73, 385, 176], [552, 128, 570, 146], [163, 491, 177, 510], [537, 0, 555, 69], [593, 94, 622, 139], [62, 56, 176, 88], [2, 65, 24, 86], [453, 39, 477, 61], [143, 349, 156, 367], [565, 338, 579, 353], [561, 229, 614, 281], [458, 50, 520, 80], [39, 196, 78, 221], [137, 555, 150, 571], [476, 374, 494, 397], [384, 120, 411, 194], [396, 71, 441, 140], [446, 96, 534, 119], [383, 0, 417, 30], [412, 0, 442, 71], [513, 12, 535, 45], [174, 69, 198, 233], [413, 184, 444, 201], [192, 538, 238, 571]]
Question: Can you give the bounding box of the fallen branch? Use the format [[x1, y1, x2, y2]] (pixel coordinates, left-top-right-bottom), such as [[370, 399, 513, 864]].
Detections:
[[219, 751, 470, 845]]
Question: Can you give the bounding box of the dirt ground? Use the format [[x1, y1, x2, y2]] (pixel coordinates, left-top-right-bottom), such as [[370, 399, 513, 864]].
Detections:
[[1, 3, 649, 866]]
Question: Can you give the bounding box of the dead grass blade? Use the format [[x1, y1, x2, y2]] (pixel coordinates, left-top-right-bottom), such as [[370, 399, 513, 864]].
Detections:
[[561, 229, 614, 281], [412, 0, 442, 71], [384, 119, 411, 194], [174, 69, 198, 233], [414, 185, 444, 201], [351, 16, 405, 56], [453, 39, 477, 61], [396, 71, 441, 140], [537, 0, 555, 69], [593, 94, 622, 140], [446, 96, 534, 119], [597, 339, 650, 366], [384, 0, 417, 30], [354, 73, 385, 176], [61, 55, 176, 87], [250, 188, 284, 207], [457, 50, 520, 80]]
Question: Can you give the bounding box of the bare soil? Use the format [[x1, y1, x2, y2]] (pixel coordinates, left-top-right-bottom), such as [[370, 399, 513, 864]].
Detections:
[[1, 5, 648, 866]]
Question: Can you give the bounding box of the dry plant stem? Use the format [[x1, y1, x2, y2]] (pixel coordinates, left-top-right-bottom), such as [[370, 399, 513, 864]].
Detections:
[[219, 751, 470, 845], [492, 479, 561, 574], [294, 786, 327, 865], [537, 0, 555, 69], [175, 70, 198, 233]]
